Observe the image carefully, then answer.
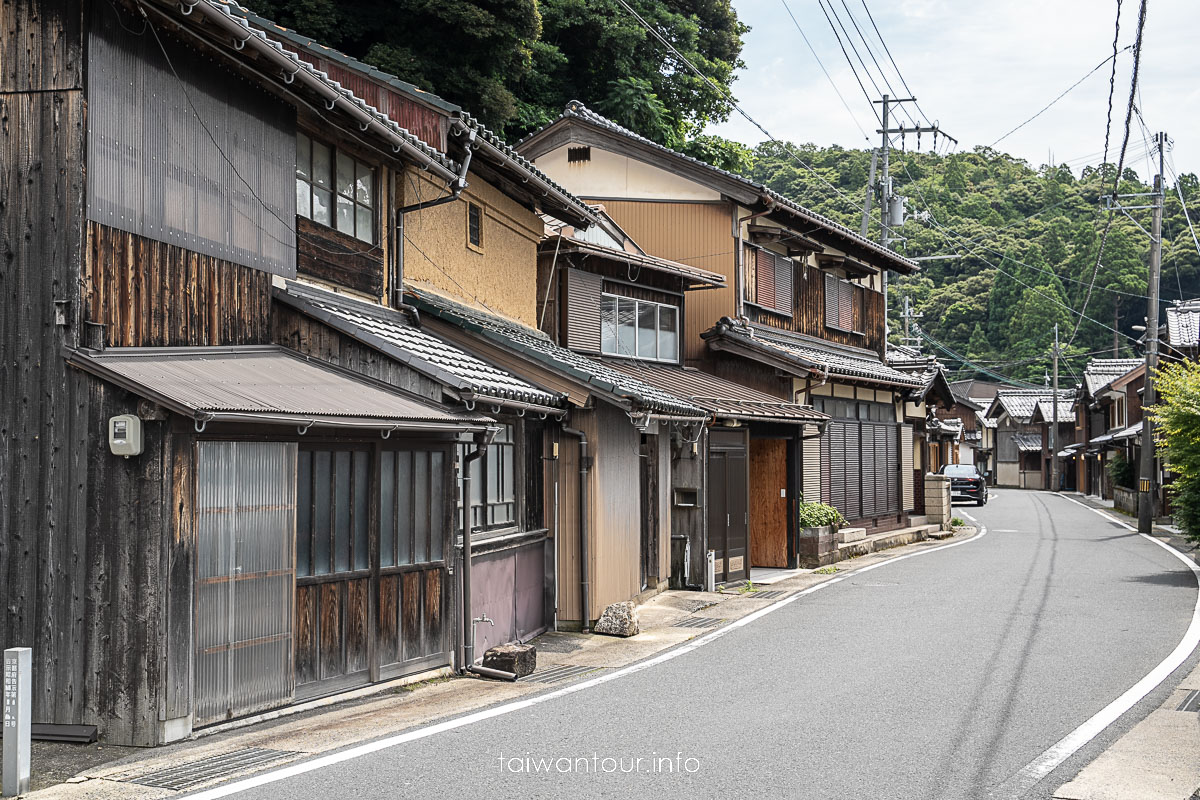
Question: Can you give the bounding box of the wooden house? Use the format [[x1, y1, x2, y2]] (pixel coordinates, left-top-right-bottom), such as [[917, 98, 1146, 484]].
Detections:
[[985, 390, 1072, 488], [1074, 358, 1142, 497], [1029, 398, 1078, 491], [518, 102, 932, 583]]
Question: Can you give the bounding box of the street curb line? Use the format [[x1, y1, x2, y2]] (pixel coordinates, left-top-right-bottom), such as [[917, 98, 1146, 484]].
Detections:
[[989, 492, 1200, 799], [178, 527, 991, 800]]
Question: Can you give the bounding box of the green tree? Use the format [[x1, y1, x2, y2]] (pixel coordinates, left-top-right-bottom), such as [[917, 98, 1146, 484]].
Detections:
[[1150, 361, 1200, 542]]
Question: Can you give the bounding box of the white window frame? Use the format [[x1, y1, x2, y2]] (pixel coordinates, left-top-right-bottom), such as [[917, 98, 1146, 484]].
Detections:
[[296, 132, 375, 244], [600, 293, 680, 363]]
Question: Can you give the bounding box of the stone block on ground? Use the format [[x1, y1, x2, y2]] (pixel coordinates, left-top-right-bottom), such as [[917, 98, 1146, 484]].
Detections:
[[593, 601, 640, 637], [482, 643, 537, 677]]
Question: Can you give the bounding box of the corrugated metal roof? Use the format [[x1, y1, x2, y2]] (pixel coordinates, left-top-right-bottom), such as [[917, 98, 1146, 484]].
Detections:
[[68, 345, 489, 430], [1083, 358, 1143, 396], [405, 288, 708, 418], [1166, 301, 1200, 348], [544, 235, 726, 287], [704, 319, 925, 388], [275, 282, 565, 411], [519, 101, 919, 274], [1013, 432, 1043, 452], [603, 361, 826, 424]]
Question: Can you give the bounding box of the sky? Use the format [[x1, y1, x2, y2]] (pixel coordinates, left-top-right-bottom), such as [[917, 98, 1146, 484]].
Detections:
[[707, 0, 1200, 180]]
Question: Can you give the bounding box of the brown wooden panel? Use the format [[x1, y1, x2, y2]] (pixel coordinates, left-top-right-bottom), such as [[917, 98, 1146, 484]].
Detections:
[[424, 570, 443, 657], [297, 216, 384, 297], [346, 578, 369, 674], [377, 575, 400, 666], [401, 571, 422, 662], [0, 0, 83, 92], [319, 582, 342, 680], [750, 439, 789, 569], [295, 585, 319, 685]]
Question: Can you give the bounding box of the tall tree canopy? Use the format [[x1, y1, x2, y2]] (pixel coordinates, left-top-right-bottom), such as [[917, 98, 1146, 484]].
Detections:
[[246, 0, 747, 142]]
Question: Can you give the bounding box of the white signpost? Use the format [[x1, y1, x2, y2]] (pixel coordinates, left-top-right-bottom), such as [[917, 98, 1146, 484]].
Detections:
[[2, 648, 31, 797]]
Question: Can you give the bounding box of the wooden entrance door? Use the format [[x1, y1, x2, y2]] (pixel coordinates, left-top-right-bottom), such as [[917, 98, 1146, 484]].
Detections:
[[750, 438, 789, 569], [708, 431, 749, 584]]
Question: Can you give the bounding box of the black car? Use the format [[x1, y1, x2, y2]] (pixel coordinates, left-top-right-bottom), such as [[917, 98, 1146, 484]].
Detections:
[[940, 464, 988, 506]]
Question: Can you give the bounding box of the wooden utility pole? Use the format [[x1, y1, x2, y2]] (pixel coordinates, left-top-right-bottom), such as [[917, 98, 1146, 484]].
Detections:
[[1138, 132, 1167, 534], [1051, 323, 1060, 492]]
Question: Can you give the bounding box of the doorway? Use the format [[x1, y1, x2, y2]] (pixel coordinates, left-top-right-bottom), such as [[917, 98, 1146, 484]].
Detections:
[[708, 429, 748, 584]]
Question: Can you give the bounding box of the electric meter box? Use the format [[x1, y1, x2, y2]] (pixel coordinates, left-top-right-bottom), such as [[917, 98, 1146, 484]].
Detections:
[[109, 414, 143, 457]]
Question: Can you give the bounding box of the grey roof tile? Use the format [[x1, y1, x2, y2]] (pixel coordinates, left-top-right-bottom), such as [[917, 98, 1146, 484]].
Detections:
[[1166, 301, 1200, 348], [1083, 358, 1143, 396]]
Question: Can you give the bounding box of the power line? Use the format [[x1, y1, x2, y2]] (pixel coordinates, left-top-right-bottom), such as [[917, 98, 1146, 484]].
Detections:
[[815, 0, 881, 122], [858, 1, 938, 137], [778, 0, 871, 142], [991, 46, 1132, 148], [835, 0, 920, 129]]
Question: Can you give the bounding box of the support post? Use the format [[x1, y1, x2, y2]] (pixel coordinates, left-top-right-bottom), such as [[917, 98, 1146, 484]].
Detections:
[[1138, 132, 1166, 534], [1051, 323, 1060, 492], [3, 648, 32, 798]]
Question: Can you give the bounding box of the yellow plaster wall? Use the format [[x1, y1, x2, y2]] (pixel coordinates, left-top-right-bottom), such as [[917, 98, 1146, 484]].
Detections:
[[400, 167, 544, 327]]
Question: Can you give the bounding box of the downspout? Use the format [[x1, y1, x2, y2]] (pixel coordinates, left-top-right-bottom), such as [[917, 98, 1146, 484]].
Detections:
[[560, 423, 591, 632], [396, 129, 475, 215], [735, 199, 777, 322], [460, 426, 514, 680]]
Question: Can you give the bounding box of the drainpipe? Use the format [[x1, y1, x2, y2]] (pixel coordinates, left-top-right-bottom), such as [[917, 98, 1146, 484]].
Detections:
[[461, 425, 502, 676], [735, 199, 777, 321], [560, 423, 592, 632], [396, 129, 475, 215]]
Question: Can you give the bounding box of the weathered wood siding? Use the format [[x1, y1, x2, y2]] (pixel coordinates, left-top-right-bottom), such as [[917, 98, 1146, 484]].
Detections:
[[297, 216, 385, 298], [748, 267, 887, 356], [85, 223, 273, 347]]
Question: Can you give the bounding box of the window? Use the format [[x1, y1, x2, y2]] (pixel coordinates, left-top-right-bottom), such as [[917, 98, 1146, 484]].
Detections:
[[600, 294, 680, 362], [296, 132, 374, 243], [458, 424, 516, 532], [296, 447, 372, 576], [747, 248, 794, 316], [379, 448, 448, 566], [567, 146, 592, 163], [467, 203, 483, 249], [824, 273, 857, 332]]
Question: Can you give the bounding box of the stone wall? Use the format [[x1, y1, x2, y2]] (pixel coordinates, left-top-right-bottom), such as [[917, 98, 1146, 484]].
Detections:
[[924, 474, 952, 531]]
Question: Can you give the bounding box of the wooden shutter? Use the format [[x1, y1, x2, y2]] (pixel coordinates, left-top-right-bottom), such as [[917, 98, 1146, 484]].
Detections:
[[900, 424, 915, 511], [824, 273, 839, 330], [860, 424, 877, 517], [755, 248, 776, 310], [844, 423, 860, 519], [565, 269, 603, 352], [886, 423, 899, 513], [774, 256, 793, 315], [827, 422, 844, 509], [875, 423, 889, 514], [838, 280, 854, 330], [803, 428, 822, 502]]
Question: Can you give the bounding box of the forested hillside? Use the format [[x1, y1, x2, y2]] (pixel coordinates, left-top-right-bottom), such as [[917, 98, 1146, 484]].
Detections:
[[747, 143, 1200, 383]]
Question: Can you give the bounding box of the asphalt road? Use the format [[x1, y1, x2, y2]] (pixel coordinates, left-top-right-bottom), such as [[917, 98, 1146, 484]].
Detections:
[[207, 490, 1200, 800]]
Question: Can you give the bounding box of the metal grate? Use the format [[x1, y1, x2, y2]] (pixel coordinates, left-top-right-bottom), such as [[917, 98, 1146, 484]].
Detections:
[[522, 664, 603, 684], [673, 616, 723, 629], [749, 589, 789, 599], [118, 748, 300, 791], [1177, 689, 1200, 713]]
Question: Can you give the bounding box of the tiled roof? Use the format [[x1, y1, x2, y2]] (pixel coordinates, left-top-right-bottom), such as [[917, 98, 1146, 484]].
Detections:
[[704, 319, 924, 388], [543, 234, 726, 287], [405, 288, 707, 418], [521, 101, 918, 274], [1013, 432, 1043, 452], [1166, 301, 1200, 348], [886, 346, 954, 399], [989, 389, 1073, 423], [1083, 358, 1143, 396], [274, 282, 565, 411], [1033, 398, 1075, 423], [603, 361, 826, 425]]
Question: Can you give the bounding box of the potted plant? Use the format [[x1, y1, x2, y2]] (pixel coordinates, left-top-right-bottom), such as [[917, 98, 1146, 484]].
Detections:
[[795, 501, 847, 567]]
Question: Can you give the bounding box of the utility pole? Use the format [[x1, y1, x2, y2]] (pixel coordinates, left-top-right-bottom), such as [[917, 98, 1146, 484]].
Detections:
[[861, 149, 879, 237], [1138, 131, 1167, 534], [900, 295, 923, 345], [871, 95, 956, 312], [1051, 323, 1060, 493]]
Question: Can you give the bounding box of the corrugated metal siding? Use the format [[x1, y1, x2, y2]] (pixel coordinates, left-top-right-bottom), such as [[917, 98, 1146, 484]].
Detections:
[[900, 424, 915, 511], [87, 4, 295, 277], [195, 441, 297, 725], [565, 269, 603, 353], [597, 201, 735, 364]]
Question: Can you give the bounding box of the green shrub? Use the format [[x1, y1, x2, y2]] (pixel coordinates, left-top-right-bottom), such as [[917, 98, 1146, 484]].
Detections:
[[1107, 451, 1136, 490], [796, 502, 846, 529], [1151, 361, 1200, 542]]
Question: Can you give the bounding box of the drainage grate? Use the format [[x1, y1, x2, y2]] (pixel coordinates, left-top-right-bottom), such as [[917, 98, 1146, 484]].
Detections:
[[118, 748, 300, 791], [749, 589, 789, 599], [522, 664, 603, 684], [673, 616, 723, 629], [1177, 689, 1200, 713]]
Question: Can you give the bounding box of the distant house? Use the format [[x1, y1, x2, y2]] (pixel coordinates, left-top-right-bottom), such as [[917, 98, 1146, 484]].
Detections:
[[1029, 398, 1078, 491], [888, 345, 957, 502], [1075, 358, 1143, 498], [1164, 300, 1200, 361], [985, 390, 1073, 488]]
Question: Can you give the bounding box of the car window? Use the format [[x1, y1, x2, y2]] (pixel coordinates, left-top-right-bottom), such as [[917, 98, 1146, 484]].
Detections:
[[942, 465, 979, 478]]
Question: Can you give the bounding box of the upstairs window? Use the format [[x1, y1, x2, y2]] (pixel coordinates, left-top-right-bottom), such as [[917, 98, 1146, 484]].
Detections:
[[296, 133, 374, 243], [467, 203, 483, 249], [824, 273, 858, 332], [747, 248, 794, 316], [600, 294, 679, 362]]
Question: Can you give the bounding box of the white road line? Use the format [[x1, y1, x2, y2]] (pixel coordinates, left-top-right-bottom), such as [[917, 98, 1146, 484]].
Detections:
[[182, 528, 990, 800], [961, 512, 977, 522], [990, 492, 1200, 799]]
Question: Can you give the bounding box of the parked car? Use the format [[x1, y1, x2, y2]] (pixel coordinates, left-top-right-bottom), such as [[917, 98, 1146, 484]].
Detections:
[[940, 464, 988, 506]]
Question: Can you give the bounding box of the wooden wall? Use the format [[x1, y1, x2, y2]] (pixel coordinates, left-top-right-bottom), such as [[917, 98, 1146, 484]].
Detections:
[[85, 222, 273, 347], [597, 200, 735, 365], [588, 402, 642, 617], [297, 216, 385, 298], [669, 436, 707, 589], [749, 439, 788, 568], [749, 267, 887, 356]]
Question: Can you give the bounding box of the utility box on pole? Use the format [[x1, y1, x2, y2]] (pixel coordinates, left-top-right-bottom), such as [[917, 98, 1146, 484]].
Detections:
[[3, 647, 32, 797]]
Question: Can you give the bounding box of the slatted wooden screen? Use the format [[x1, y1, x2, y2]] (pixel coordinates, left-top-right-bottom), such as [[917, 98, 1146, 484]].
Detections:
[[844, 423, 861, 518], [886, 425, 899, 512], [875, 423, 888, 515], [774, 254, 793, 315], [823, 273, 856, 331], [755, 248, 776, 311], [900, 424, 915, 511], [803, 428, 822, 502], [565, 269, 603, 352], [860, 424, 877, 517]]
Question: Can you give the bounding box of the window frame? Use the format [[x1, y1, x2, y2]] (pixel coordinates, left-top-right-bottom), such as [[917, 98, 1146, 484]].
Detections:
[[457, 422, 519, 536], [599, 292, 681, 364], [296, 132, 376, 244], [466, 202, 484, 252], [295, 443, 374, 582]]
